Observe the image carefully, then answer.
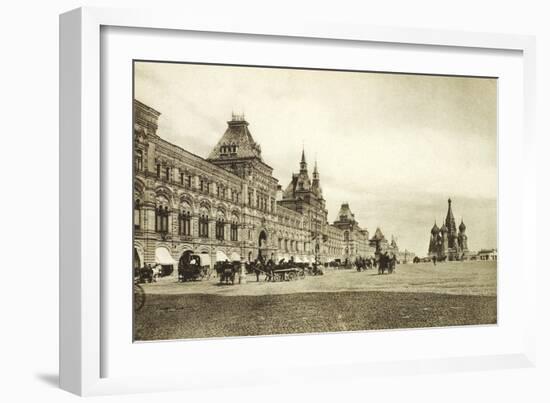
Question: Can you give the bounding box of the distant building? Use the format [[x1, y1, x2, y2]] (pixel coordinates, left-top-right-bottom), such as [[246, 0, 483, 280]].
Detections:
[[332, 203, 376, 263], [477, 248, 497, 261], [428, 198, 469, 261]]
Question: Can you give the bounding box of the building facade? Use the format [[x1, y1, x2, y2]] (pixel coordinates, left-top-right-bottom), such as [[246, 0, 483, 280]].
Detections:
[[428, 198, 469, 261], [133, 100, 391, 272]]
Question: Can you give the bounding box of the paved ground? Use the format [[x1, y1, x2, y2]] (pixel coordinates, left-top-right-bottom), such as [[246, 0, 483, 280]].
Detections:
[[135, 261, 497, 340], [140, 260, 497, 297]]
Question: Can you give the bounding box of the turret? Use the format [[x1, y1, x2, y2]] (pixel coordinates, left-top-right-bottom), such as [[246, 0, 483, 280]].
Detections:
[[312, 159, 319, 180], [459, 219, 466, 233], [300, 148, 307, 173], [445, 197, 457, 235], [431, 221, 440, 236], [311, 158, 323, 197]]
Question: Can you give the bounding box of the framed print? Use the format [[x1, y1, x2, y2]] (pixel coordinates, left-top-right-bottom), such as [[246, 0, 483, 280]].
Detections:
[[60, 7, 537, 396]]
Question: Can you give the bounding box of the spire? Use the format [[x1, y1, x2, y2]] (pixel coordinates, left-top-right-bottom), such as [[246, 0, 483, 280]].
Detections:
[[300, 147, 307, 172], [313, 157, 319, 180], [445, 197, 457, 235]]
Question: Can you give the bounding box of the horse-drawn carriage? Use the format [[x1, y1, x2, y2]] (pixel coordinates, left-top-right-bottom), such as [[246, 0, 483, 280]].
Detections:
[[270, 265, 305, 281], [178, 254, 208, 282], [215, 260, 240, 284], [134, 265, 161, 283]]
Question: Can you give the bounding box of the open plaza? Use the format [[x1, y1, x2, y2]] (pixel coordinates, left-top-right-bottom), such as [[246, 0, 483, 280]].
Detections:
[[134, 260, 497, 340]]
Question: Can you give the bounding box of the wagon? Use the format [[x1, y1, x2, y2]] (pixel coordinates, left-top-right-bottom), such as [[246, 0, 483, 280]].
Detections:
[[215, 261, 240, 284], [271, 266, 305, 282], [178, 254, 208, 282]]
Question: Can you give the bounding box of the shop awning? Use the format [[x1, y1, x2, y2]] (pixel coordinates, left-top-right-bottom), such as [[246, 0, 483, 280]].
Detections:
[[230, 252, 241, 261], [216, 251, 229, 262], [155, 247, 177, 265], [200, 253, 211, 267]]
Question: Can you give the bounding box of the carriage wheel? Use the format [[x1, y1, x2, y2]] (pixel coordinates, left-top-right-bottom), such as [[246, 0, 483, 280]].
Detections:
[[134, 284, 146, 311], [288, 272, 297, 281]]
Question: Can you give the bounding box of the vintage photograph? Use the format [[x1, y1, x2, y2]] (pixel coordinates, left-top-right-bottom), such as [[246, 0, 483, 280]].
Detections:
[[132, 61, 497, 341]]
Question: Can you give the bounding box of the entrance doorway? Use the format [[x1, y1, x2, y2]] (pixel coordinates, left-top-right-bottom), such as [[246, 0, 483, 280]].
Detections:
[[258, 230, 268, 261]]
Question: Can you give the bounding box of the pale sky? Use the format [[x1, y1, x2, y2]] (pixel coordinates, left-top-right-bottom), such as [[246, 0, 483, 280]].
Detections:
[[134, 61, 497, 256]]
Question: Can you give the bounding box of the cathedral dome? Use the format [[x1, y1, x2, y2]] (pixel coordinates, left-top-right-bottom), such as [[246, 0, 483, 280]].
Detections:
[[440, 222, 448, 233], [459, 220, 466, 232], [431, 222, 440, 235]]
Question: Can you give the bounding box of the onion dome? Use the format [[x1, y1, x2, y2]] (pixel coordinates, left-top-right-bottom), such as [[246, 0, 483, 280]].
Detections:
[[440, 222, 448, 233], [431, 221, 440, 235], [459, 219, 466, 232]]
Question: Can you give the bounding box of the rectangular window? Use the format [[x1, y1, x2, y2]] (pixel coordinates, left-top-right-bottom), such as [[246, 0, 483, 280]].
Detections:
[[216, 221, 225, 240], [230, 223, 238, 241], [199, 217, 209, 238], [187, 175, 192, 188], [134, 202, 141, 229], [179, 213, 191, 236], [165, 167, 170, 181], [156, 164, 161, 178], [135, 150, 143, 171], [180, 172, 184, 185]]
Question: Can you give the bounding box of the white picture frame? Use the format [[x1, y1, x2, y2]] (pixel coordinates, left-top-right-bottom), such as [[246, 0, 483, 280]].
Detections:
[[59, 7, 537, 396]]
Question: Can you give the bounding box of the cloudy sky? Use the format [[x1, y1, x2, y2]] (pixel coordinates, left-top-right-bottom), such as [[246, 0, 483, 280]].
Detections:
[[134, 61, 497, 256]]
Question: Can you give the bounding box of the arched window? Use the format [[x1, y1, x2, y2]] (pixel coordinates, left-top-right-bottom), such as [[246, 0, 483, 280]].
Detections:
[[134, 199, 141, 229], [178, 203, 191, 236], [155, 206, 169, 233], [230, 214, 239, 241], [199, 206, 209, 238], [199, 214, 209, 238], [216, 218, 225, 240]]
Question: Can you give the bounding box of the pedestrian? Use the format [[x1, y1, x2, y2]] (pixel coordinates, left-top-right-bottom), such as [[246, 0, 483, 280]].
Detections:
[[432, 255, 437, 266]]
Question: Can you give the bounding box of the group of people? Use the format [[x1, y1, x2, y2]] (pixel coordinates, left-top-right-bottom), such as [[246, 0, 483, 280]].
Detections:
[[354, 252, 397, 275], [377, 251, 397, 274]]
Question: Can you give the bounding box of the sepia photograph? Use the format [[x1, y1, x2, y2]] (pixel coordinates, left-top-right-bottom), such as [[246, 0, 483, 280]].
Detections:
[[132, 60, 497, 341]]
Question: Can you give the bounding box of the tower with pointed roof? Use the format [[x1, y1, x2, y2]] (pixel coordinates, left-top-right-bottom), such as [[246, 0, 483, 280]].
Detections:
[[277, 148, 330, 260], [311, 159, 323, 199], [428, 198, 469, 260]]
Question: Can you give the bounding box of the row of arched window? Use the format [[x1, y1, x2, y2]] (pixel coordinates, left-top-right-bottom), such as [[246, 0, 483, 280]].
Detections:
[[219, 144, 238, 155], [278, 238, 308, 253], [150, 162, 241, 203]]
